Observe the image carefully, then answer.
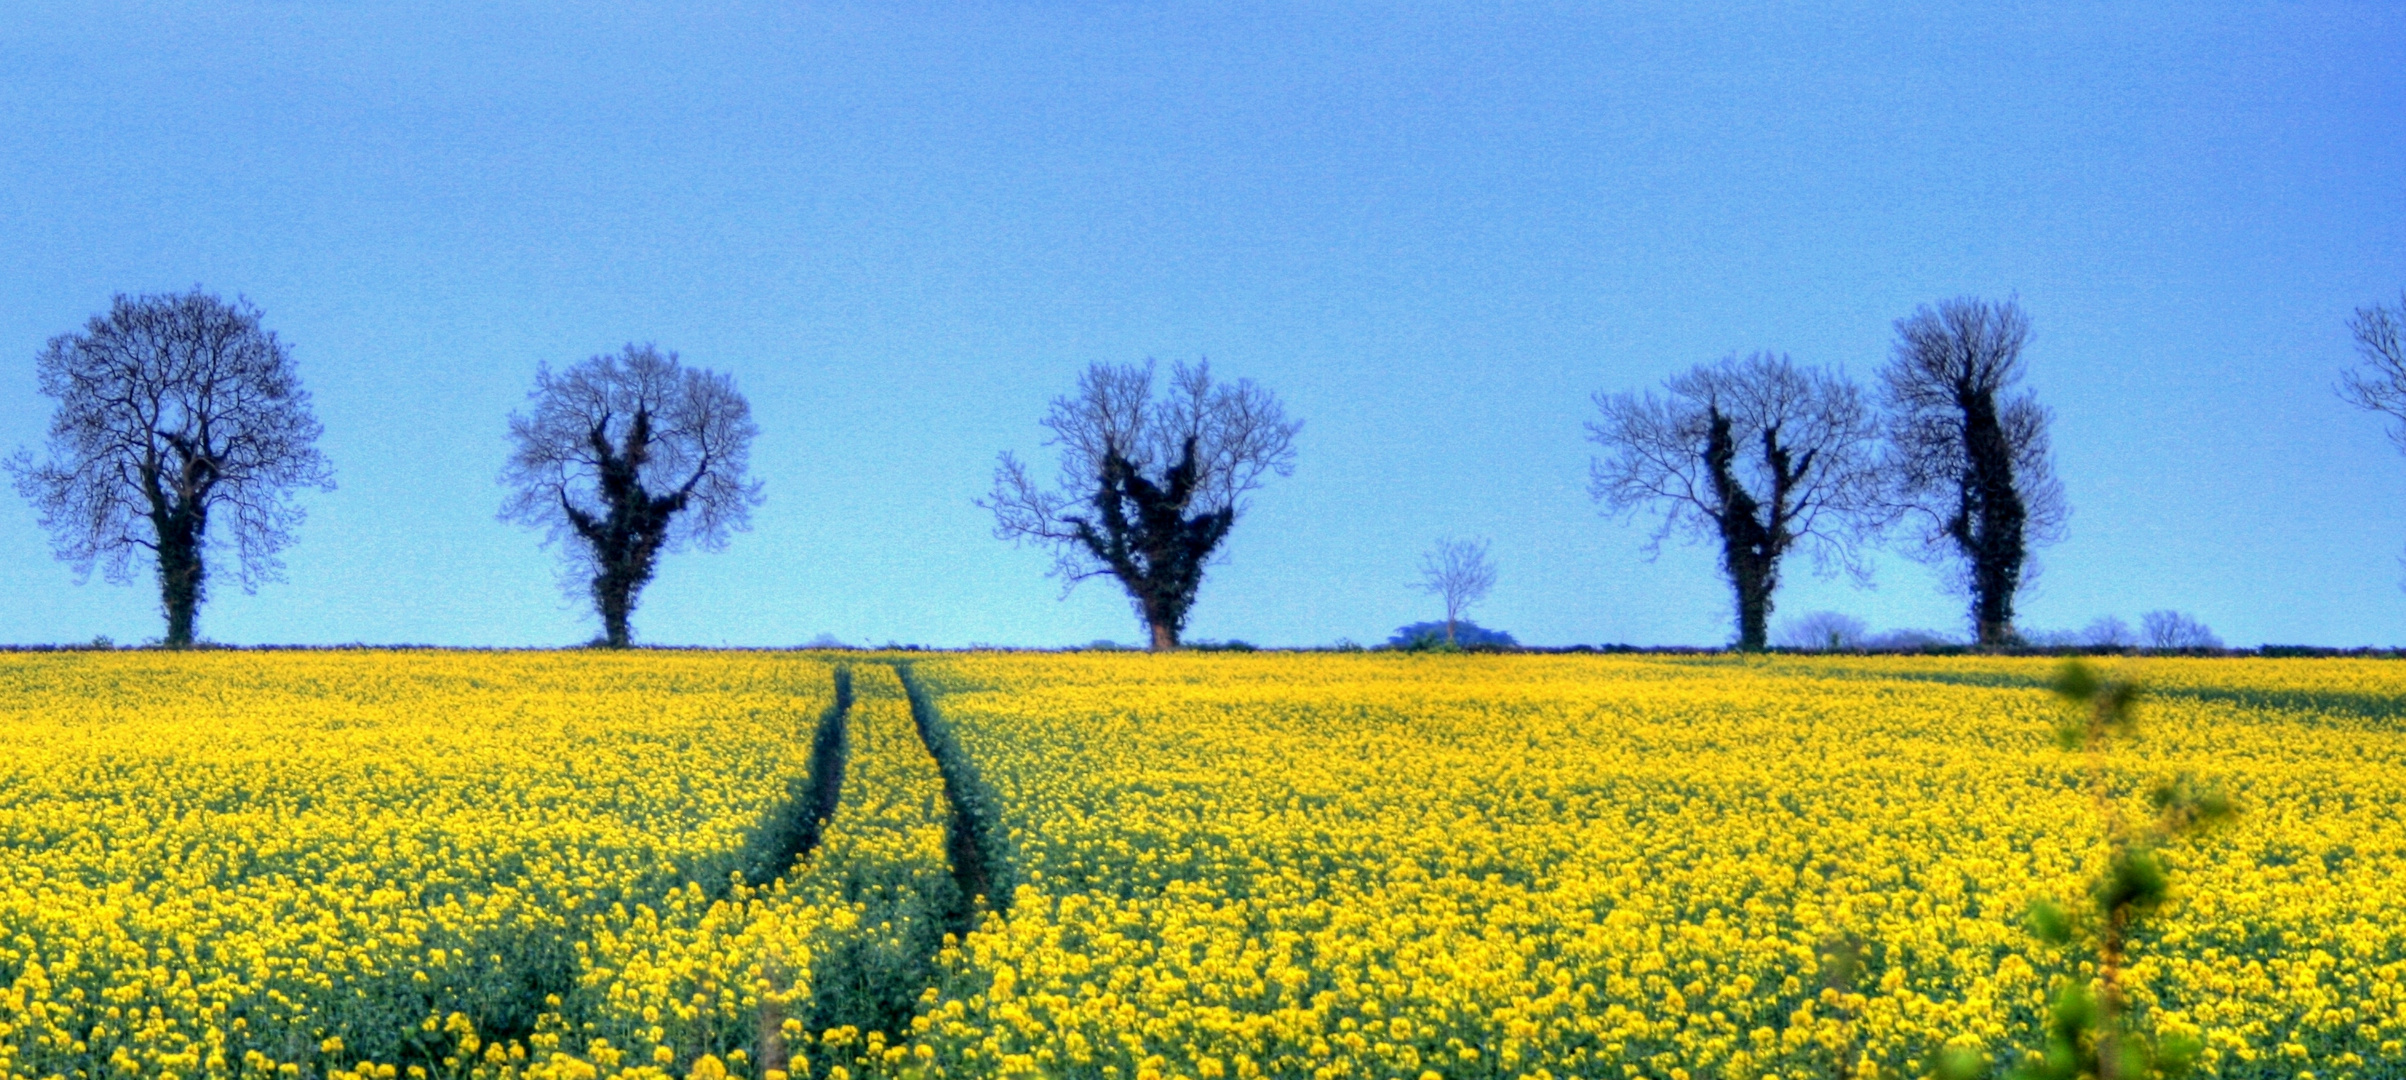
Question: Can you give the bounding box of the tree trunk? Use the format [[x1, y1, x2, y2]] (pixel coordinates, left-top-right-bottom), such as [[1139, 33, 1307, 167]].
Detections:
[[1703, 407, 1779, 653], [1731, 560, 1772, 652], [1958, 388, 2027, 647], [596, 575, 634, 648], [1969, 500, 2021, 645], [1445, 615, 1457, 647], [1974, 607, 2015, 649], [156, 506, 206, 648], [1134, 557, 1189, 651]]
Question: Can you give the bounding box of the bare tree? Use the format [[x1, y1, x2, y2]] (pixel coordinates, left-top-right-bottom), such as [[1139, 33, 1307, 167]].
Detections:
[[1588, 352, 1883, 650], [1864, 627, 1955, 650], [1774, 610, 1868, 651], [1416, 537, 1497, 646], [1881, 296, 2067, 646], [2081, 615, 2135, 648], [7, 290, 333, 646], [501, 344, 760, 648], [2140, 609, 2221, 649], [2339, 289, 2406, 446], [983, 359, 1300, 650], [2019, 626, 2085, 648]]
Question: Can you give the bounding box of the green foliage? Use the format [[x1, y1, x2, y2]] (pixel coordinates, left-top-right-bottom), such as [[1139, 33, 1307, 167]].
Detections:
[[1935, 1045, 1991, 1080], [2011, 996, 2205, 1080], [1817, 931, 1866, 994], [2024, 899, 2074, 947], [1393, 628, 1461, 653], [2149, 773, 2234, 833], [2096, 846, 2169, 914], [2048, 662, 2140, 747]]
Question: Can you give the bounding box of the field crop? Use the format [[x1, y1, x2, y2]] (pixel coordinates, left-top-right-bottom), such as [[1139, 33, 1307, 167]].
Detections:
[[0, 651, 839, 1080], [4, 651, 2404, 1080], [903, 654, 2406, 1080]]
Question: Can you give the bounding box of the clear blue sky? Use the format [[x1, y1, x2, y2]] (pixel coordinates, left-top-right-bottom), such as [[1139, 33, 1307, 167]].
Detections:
[[2, 1, 2401, 648]]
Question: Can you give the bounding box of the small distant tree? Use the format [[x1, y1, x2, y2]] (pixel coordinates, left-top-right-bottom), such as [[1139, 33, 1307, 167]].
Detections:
[[1774, 610, 1868, 651], [983, 359, 1300, 650], [1416, 537, 1497, 646], [2139, 610, 2220, 650], [1389, 620, 1516, 649], [2082, 616, 2135, 648], [501, 344, 761, 648], [1882, 296, 2068, 646], [1588, 352, 1883, 650], [1865, 627, 1956, 650], [7, 290, 334, 646]]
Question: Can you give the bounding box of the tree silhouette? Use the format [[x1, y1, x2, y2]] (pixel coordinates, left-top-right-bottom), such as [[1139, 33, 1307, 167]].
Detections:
[[2139, 610, 2219, 650], [1774, 610, 1868, 651], [1881, 296, 2067, 646], [8, 290, 332, 646], [501, 345, 760, 647], [1588, 352, 1882, 651], [1416, 537, 1496, 646], [983, 360, 1299, 650], [2082, 616, 2135, 648]]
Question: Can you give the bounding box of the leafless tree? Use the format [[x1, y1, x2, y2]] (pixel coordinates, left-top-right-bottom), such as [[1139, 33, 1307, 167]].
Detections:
[[2019, 626, 2084, 648], [1774, 610, 1868, 651], [1881, 297, 2067, 646], [2140, 609, 2221, 650], [2082, 615, 2135, 648], [1864, 627, 1955, 650], [2339, 289, 2406, 446], [7, 290, 333, 646], [501, 344, 761, 647], [1416, 536, 1497, 646], [982, 359, 1300, 650], [1588, 352, 1883, 650]]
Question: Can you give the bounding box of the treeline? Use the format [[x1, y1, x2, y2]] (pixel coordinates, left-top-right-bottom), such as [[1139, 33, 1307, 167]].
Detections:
[[8, 287, 2404, 649]]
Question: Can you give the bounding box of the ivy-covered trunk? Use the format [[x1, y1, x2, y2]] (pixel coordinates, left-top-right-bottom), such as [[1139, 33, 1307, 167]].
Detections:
[[153, 498, 207, 648], [595, 576, 636, 648], [1954, 388, 2029, 647], [1729, 554, 1774, 652], [1703, 407, 1786, 653]]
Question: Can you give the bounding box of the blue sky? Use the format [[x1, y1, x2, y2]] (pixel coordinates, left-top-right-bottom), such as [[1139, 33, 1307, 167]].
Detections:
[[1, 1, 2401, 648]]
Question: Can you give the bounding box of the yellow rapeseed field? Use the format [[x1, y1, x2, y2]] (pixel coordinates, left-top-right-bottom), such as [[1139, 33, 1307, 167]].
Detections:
[[0, 651, 840, 1080], [4, 651, 2402, 1080], [523, 665, 957, 1080], [902, 653, 2406, 1080]]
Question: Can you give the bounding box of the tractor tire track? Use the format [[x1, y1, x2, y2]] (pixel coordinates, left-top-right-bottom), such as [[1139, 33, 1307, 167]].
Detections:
[[734, 664, 855, 888], [894, 661, 1014, 923]]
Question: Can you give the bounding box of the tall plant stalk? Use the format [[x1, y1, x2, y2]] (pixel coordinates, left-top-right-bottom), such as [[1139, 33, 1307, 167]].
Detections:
[[1941, 662, 2232, 1080]]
